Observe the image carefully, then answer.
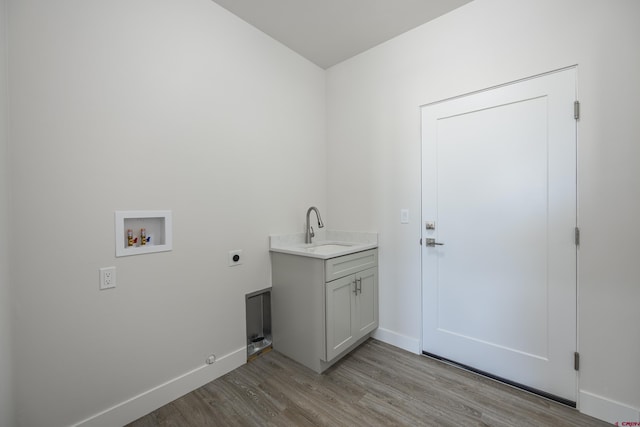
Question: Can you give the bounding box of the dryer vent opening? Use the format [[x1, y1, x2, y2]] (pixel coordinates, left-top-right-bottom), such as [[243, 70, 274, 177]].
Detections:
[[246, 288, 272, 360]]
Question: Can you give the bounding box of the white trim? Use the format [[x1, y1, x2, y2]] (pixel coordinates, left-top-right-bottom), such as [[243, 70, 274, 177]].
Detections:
[[372, 328, 420, 354], [579, 390, 640, 425], [72, 346, 246, 427]]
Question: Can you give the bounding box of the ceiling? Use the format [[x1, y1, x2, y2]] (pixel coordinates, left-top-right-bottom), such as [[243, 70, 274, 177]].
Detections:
[[210, 0, 474, 69]]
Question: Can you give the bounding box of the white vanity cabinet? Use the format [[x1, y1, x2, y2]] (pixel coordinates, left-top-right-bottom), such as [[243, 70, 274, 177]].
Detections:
[[271, 248, 378, 373], [325, 251, 378, 361]]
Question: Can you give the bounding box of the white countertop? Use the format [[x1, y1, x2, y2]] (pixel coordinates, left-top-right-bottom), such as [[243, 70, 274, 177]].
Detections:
[[269, 230, 378, 259]]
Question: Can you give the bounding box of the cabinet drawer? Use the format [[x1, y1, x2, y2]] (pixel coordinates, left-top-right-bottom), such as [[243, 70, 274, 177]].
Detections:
[[325, 249, 377, 282]]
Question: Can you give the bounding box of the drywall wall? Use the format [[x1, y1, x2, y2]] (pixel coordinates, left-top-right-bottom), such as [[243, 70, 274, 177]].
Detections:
[[326, 0, 640, 423], [0, 0, 15, 425], [8, 0, 325, 426]]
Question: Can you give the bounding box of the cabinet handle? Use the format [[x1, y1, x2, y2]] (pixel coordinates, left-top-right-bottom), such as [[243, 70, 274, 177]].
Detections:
[[356, 277, 362, 295], [353, 280, 358, 295]]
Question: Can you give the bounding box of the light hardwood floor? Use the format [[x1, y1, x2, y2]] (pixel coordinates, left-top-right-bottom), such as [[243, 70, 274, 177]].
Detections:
[[128, 339, 609, 426]]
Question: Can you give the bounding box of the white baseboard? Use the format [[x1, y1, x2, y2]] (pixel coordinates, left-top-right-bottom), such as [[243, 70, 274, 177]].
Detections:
[[72, 346, 246, 427], [579, 390, 640, 425], [372, 327, 420, 354]]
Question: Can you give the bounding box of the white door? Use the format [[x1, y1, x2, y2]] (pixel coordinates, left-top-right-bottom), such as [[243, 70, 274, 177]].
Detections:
[[421, 68, 577, 402]]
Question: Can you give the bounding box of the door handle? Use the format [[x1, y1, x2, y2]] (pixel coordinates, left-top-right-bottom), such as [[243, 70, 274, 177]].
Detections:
[[425, 238, 444, 247], [356, 277, 362, 295], [353, 280, 358, 295]]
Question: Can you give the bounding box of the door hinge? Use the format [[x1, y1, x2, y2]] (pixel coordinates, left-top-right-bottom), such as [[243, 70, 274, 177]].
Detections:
[[574, 352, 580, 371], [574, 227, 580, 246], [574, 100, 580, 120]]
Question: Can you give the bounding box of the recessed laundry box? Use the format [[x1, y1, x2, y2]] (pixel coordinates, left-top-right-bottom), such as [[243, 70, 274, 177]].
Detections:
[[245, 288, 272, 360]]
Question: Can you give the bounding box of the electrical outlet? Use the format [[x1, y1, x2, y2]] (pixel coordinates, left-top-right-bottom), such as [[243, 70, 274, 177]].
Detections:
[[228, 249, 243, 267], [99, 267, 116, 290]]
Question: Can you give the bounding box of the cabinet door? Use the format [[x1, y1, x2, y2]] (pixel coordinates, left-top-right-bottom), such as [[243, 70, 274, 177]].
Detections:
[[325, 274, 357, 361], [355, 267, 378, 338]]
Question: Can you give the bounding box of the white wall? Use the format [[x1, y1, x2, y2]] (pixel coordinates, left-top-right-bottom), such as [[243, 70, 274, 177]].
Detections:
[[8, 0, 325, 426], [326, 0, 640, 423], [0, 0, 16, 425]]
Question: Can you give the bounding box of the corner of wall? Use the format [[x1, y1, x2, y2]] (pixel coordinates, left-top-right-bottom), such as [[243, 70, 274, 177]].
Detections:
[[0, 0, 16, 423]]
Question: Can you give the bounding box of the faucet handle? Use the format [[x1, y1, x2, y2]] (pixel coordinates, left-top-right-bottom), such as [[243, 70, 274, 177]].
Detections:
[[309, 226, 315, 238]]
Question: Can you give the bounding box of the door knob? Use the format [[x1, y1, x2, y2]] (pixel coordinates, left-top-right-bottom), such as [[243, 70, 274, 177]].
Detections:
[[425, 238, 444, 247]]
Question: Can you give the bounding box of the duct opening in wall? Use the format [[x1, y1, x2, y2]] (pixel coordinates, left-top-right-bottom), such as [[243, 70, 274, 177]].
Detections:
[[246, 288, 272, 361]]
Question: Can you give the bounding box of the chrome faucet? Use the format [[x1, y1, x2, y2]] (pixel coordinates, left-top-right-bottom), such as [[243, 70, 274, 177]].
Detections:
[[305, 206, 325, 244]]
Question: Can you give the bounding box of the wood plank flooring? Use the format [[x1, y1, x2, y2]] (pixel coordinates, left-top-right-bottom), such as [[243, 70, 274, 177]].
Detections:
[[128, 339, 609, 427]]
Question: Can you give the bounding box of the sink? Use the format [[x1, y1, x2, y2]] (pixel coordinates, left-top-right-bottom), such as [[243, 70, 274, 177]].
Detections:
[[271, 240, 370, 258], [269, 232, 378, 259], [304, 244, 353, 254]]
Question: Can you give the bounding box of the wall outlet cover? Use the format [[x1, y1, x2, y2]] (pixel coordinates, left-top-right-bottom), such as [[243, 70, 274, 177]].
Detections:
[[99, 267, 116, 290], [400, 209, 409, 224], [228, 250, 243, 267]]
